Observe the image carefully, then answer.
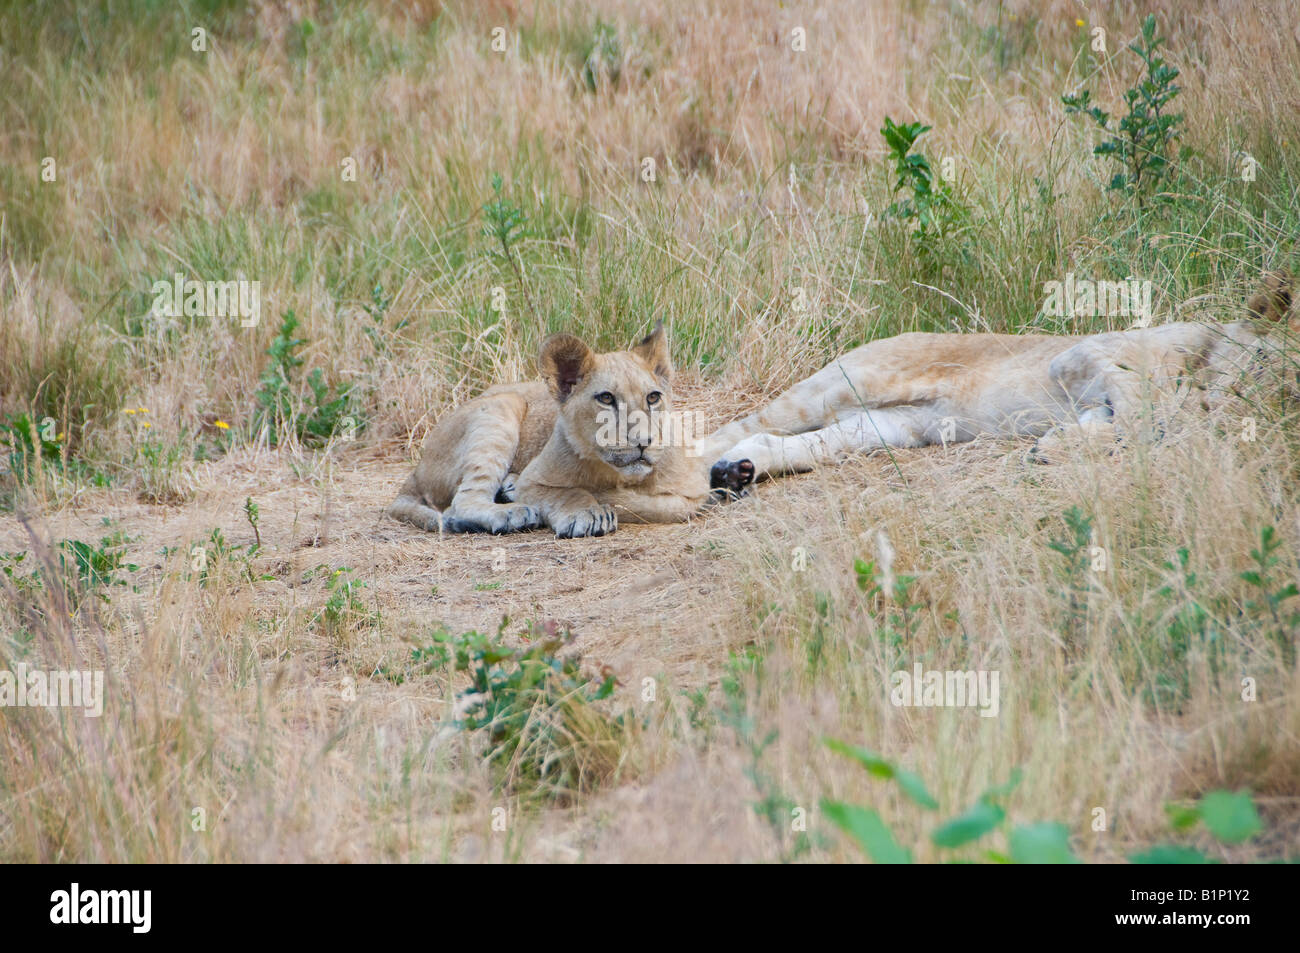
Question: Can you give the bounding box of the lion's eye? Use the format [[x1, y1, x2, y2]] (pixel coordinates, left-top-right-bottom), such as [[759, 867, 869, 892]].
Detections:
[[646, 391, 662, 406], [594, 392, 616, 405]]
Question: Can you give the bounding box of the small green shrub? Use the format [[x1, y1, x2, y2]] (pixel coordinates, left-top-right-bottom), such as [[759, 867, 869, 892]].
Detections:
[[414, 620, 624, 801], [1047, 505, 1095, 644], [1062, 14, 1184, 207], [718, 643, 811, 861], [0, 412, 64, 484], [308, 566, 378, 641], [360, 283, 405, 356], [879, 117, 966, 242], [580, 21, 622, 92], [0, 412, 108, 490], [6, 534, 141, 608], [854, 557, 924, 670], [242, 497, 262, 550], [1239, 525, 1300, 668], [128, 427, 192, 504], [165, 526, 272, 586], [254, 310, 357, 446]]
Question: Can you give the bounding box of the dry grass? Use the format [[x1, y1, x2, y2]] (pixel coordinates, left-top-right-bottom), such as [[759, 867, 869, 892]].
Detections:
[[1, 0, 1298, 862]]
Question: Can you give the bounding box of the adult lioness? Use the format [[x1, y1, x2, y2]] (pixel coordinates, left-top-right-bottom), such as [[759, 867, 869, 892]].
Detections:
[[388, 324, 711, 538], [703, 273, 1296, 490]]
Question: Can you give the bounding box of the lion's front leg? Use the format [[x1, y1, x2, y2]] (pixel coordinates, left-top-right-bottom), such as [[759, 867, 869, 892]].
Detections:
[[1029, 409, 1119, 465], [519, 485, 618, 538], [712, 408, 927, 482], [597, 486, 708, 524]]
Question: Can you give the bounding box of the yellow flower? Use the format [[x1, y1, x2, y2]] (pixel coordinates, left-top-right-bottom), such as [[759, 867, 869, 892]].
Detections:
[[1075, 18, 1085, 27], [142, 422, 152, 429], [124, 408, 136, 415], [138, 407, 149, 414], [215, 420, 230, 430]]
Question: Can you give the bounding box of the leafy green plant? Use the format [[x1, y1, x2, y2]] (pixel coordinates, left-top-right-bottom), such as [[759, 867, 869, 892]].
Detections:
[[822, 741, 1268, 863], [482, 173, 539, 326], [0, 412, 108, 490], [718, 644, 812, 861], [254, 310, 357, 446], [18, 533, 141, 607], [414, 619, 624, 800], [61, 536, 137, 595], [805, 590, 831, 673], [854, 557, 924, 669], [1131, 790, 1264, 863], [0, 551, 41, 598], [1129, 529, 1294, 712], [580, 20, 622, 92], [0, 412, 62, 483], [167, 527, 272, 586], [879, 117, 965, 242], [360, 282, 406, 356], [821, 739, 1032, 863], [315, 566, 377, 638], [1239, 525, 1299, 667], [243, 497, 261, 551], [1062, 14, 1184, 207], [1047, 505, 1095, 643], [683, 686, 711, 733], [129, 428, 191, 504], [483, 171, 527, 246], [1148, 546, 1223, 708]]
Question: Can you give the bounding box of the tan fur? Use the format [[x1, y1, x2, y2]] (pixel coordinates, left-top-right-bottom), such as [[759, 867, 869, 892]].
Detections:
[[388, 324, 711, 538], [700, 273, 1299, 478]]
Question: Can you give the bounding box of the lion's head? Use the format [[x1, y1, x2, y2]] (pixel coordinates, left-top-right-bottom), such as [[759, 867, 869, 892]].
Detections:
[[538, 323, 678, 482]]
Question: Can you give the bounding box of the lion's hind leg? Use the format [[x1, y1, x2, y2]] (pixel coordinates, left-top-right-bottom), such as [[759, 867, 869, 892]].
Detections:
[[387, 487, 445, 532]]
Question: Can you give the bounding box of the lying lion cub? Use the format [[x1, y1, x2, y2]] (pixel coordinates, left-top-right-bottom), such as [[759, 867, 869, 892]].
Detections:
[[702, 273, 1297, 490], [388, 324, 711, 537]]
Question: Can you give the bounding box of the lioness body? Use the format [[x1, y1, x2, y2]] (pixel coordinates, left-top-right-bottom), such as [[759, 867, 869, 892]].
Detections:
[[389, 326, 712, 538], [703, 276, 1294, 482]]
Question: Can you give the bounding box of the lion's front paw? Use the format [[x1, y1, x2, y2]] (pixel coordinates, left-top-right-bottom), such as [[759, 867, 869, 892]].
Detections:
[[1029, 421, 1124, 466], [554, 504, 617, 538], [1026, 436, 1058, 466], [444, 503, 542, 534], [504, 504, 542, 532], [709, 458, 756, 499]]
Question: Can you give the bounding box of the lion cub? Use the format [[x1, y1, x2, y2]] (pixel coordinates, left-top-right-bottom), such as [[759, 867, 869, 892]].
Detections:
[[388, 324, 713, 538]]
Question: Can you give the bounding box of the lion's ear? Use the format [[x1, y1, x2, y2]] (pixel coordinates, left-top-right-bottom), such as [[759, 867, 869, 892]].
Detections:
[[1245, 270, 1293, 326], [631, 321, 672, 381], [539, 333, 596, 402]]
